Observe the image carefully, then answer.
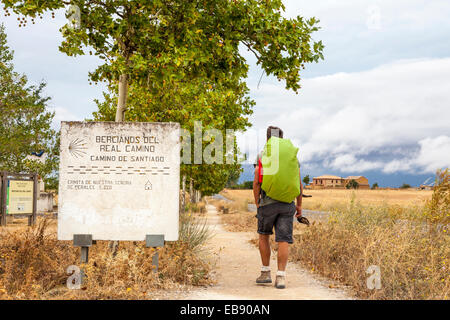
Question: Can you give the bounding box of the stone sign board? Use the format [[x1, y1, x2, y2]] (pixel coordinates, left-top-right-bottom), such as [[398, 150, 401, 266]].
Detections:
[[58, 121, 180, 241]]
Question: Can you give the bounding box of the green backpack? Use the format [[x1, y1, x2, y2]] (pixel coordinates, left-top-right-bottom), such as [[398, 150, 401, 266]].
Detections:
[[259, 137, 300, 203]]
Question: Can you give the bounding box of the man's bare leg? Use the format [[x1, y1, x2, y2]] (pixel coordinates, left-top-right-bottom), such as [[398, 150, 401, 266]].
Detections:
[[256, 234, 272, 283], [277, 241, 289, 271], [259, 234, 271, 266], [275, 241, 289, 288]]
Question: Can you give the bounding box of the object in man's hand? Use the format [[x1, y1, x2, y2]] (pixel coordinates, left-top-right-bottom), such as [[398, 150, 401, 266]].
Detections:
[[302, 194, 312, 198], [297, 216, 310, 226]]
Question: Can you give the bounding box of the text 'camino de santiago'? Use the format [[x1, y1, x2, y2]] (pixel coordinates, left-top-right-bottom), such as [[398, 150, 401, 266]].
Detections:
[[91, 135, 164, 163]]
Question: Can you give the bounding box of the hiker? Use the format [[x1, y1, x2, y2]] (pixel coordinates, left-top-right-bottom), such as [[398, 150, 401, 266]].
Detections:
[[253, 126, 303, 289]]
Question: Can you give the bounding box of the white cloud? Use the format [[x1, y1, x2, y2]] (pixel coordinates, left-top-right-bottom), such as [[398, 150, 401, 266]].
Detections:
[[330, 154, 383, 173], [382, 136, 450, 173], [242, 57, 450, 174], [243, 0, 450, 80], [383, 159, 413, 174], [415, 136, 450, 173]]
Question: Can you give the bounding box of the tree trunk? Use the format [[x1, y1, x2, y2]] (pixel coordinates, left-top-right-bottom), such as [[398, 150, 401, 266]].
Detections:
[[189, 179, 194, 203], [110, 72, 129, 255], [115, 73, 129, 122], [182, 175, 186, 214]]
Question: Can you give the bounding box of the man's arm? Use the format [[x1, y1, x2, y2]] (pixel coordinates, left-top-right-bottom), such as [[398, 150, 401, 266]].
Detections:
[[253, 166, 261, 208], [295, 169, 303, 217]]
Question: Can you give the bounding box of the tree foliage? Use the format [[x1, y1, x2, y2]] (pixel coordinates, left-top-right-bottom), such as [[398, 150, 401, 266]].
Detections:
[[303, 174, 310, 185], [0, 24, 58, 181], [2, 0, 324, 194], [2, 0, 323, 92], [346, 179, 359, 190], [228, 180, 253, 190]]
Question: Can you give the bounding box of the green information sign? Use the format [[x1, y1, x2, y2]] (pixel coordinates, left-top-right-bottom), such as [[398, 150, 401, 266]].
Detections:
[[6, 180, 34, 214]]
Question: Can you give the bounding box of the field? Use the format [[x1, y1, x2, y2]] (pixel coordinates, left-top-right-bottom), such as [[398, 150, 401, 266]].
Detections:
[[221, 188, 433, 211], [216, 188, 433, 235]]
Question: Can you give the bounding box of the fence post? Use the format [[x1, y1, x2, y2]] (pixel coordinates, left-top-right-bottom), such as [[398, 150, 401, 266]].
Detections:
[[0, 172, 5, 226], [31, 173, 38, 226], [146, 235, 165, 273]]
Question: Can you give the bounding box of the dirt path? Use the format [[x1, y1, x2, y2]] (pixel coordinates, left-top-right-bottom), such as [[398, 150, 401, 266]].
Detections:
[[183, 204, 353, 300]]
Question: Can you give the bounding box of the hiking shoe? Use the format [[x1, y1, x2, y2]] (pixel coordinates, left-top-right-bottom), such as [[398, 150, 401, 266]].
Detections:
[[256, 271, 272, 284], [275, 275, 286, 289]]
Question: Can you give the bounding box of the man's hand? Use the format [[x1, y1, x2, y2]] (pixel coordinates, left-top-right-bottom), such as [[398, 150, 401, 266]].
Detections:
[[295, 205, 302, 218]]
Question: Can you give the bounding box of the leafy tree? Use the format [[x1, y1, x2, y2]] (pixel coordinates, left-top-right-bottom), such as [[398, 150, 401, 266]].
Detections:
[[243, 181, 253, 189], [346, 179, 359, 189], [371, 182, 379, 190], [2, 0, 324, 194], [0, 24, 58, 182], [2, 0, 324, 121], [93, 72, 251, 195], [400, 183, 411, 189], [226, 165, 242, 188], [240, 181, 253, 190], [303, 174, 310, 185], [228, 180, 253, 190]]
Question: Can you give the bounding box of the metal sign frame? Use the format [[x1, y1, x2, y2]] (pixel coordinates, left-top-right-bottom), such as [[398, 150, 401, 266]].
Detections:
[[0, 171, 38, 226]]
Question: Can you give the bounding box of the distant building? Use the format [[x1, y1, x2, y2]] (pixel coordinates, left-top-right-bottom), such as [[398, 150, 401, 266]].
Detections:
[[312, 175, 370, 189], [344, 176, 370, 189], [312, 175, 345, 188]]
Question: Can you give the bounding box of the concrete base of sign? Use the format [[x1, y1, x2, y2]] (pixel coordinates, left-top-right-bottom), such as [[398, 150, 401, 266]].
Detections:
[[145, 234, 165, 247], [146, 234, 164, 273], [73, 234, 95, 263]]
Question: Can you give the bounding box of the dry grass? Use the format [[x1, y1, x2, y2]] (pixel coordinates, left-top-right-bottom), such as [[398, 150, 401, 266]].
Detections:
[[220, 189, 254, 205], [0, 213, 214, 300], [291, 205, 449, 299], [185, 201, 207, 215], [221, 211, 256, 233], [223, 188, 433, 212], [303, 188, 432, 211], [291, 170, 449, 300], [217, 199, 249, 214], [207, 193, 254, 232]]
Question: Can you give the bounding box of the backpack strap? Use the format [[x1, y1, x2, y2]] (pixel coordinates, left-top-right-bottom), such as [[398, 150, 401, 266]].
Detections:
[[258, 157, 263, 184]]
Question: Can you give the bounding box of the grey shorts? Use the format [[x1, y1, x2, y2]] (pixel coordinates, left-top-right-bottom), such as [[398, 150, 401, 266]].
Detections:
[[256, 202, 296, 244]]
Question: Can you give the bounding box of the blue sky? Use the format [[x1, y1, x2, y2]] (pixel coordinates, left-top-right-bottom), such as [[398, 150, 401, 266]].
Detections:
[[1, 1, 449, 187]]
